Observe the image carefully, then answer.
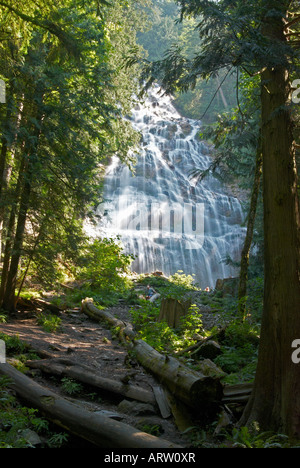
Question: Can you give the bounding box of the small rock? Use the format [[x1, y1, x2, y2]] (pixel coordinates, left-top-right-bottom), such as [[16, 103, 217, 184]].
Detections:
[[19, 429, 42, 447]]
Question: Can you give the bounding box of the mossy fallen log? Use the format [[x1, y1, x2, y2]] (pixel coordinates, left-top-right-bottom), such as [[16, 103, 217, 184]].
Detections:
[[132, 339, 223, 411], [80, 298, 126, 329], [222, 382, 253, 404], [0, 363, 182, 448]]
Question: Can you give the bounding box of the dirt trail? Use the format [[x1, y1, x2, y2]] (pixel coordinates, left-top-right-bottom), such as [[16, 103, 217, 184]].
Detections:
[[0, 304, 188, 447]]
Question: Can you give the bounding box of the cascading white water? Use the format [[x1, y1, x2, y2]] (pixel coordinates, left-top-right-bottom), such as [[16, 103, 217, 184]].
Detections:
[[94, 85, 246, 289]]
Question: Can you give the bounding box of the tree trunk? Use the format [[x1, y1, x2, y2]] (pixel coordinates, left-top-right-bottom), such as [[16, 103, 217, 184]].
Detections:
[[240, 5, 300, 438], [0, 115, 12, 261], [238, 133, 263, 318], [1, 98, 44, 313], [158, 297, 191, 328], [0, 85, 14, 223], [0, 158, 25, 307], [0, 363, 181, 448], [81, 298, 126, 330], [2, 162, 33, 312], [0, 83, 22, 259]]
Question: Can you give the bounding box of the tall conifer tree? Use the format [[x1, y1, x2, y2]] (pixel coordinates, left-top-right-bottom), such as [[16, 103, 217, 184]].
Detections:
[[142, 0, 300, 437]]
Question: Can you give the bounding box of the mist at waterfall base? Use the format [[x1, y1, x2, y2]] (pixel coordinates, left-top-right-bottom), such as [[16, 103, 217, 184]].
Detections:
[[92, 86, 246, 290]]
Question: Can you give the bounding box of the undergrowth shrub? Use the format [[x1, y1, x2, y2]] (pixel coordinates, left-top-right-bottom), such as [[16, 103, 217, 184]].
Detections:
[[0, 376, 49, 448], [36, 312, 62, 333], [130, 300, 202, 353], [78, 237, 134, 292]]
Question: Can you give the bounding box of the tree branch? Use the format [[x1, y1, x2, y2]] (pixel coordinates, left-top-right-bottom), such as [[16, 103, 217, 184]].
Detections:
[[0, 1, 81, 58]]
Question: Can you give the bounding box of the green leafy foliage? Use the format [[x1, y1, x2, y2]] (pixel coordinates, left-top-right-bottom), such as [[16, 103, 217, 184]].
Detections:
[[0, 376, 49, 448], [130, 272, 202, 353], [47, 432, 69, 448], [226, 424, 292, 449], [60, 377, 83, 396], [0, 332, 29, 355], [0, 0, 145, 310], [137, 1, 237, 123], [78, 237, 134, 292], [36, 312, 62, 333]]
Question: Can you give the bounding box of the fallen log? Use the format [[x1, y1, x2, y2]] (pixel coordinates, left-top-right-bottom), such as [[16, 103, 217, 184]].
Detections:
[[81, 298, 223, 412], [133, 339, 223, 410], [176, 328, 226, 357], [222, 382, 253, 404], [16, 297, 61, 315], [0, 363, 182, 448], [81, 298, 126, 330], [26, 358, 156, 405]]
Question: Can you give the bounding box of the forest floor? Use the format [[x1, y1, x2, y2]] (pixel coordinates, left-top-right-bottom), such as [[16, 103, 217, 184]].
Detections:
[[0, 299, 192, 447]]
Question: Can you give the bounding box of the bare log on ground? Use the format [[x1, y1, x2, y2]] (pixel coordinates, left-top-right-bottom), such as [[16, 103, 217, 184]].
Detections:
[[81, 298, 223, 411], [222, 382, 253, 404], [17, 297, 61, 314], [80, 298, 126, 329], [176, 328, 226, 357], [0, 363, 182, 448], [81, 298, 136, 347], [133, 339, 223, 410], [26, 358, 156, 405]]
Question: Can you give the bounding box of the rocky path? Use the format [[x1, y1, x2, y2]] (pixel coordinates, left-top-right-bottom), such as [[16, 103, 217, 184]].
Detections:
[[0, 304, 188, 447]]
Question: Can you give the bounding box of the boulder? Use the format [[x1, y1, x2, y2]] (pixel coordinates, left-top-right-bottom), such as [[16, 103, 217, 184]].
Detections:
[[118, 400, 157, 417], [19, 429, 42, 447]]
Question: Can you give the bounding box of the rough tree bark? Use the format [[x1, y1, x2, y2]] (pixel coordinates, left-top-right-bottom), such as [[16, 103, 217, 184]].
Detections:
[[1, 156, 34, 312], [0, 158, 25, 307], [1, 89, 44, 313], [240, 3, 300, 438], [158, 297, 191, 328], [132, 338, 223, 412]]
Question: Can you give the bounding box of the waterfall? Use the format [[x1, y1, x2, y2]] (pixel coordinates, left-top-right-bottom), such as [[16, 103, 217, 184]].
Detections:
[[94, 85, 246, 289]]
